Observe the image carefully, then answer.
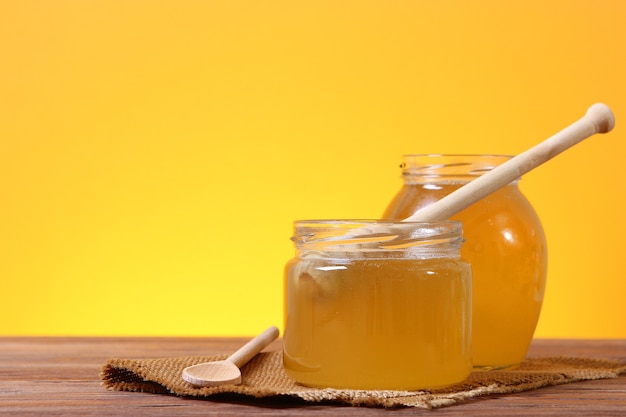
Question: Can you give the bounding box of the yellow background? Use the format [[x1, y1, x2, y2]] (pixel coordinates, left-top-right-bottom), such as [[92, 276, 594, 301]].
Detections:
[[1, 1, 624, 337]]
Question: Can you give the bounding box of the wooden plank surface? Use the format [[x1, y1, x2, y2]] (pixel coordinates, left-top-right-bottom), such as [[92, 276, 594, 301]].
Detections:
[[1, 337, 625, 416]]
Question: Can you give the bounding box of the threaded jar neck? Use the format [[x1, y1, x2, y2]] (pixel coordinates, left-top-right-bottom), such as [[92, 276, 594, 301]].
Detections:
[[291, 220, 464, 260], [401, 154, 514, 184]]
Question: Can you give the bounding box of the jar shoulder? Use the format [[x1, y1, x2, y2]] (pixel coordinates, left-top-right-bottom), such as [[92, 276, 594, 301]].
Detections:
[[383, 183, 539, 221]]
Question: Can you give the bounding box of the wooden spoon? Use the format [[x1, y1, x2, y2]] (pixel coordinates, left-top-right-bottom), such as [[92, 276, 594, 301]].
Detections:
[[182, 326, 279, 387], [404, 103, 615, 222]]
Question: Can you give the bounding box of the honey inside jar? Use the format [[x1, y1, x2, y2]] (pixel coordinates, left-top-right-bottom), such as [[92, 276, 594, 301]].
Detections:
[[383, 155, 548, 369], [283, 220, 472, 390]]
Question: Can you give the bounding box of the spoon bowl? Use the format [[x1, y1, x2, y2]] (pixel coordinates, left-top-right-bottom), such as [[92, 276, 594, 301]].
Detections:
[[183, 360, 243, 386]]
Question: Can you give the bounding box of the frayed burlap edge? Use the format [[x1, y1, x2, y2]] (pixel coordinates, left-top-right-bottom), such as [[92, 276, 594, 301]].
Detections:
[[101, 351, 626, 409]]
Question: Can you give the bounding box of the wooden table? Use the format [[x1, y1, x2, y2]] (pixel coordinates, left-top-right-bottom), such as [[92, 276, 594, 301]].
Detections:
[[1, 337, 625, 416]]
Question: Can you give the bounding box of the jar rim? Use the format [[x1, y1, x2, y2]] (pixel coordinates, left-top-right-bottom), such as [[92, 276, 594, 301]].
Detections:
[[400, 154, 518, 182], [291, 219, 464, 258], [402, 153, 513, 158], [293, 219, 462, 226]]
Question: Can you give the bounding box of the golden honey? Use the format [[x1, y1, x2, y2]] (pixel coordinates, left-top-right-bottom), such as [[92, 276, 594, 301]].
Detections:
[[383, 155, 547, 369], [283, 220, 472, 390]]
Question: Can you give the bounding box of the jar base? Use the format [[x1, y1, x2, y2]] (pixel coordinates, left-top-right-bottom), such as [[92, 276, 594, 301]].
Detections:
[[473, 363, 520, 371], [286, 374, 470, 391], [284, 354, 473, 391]]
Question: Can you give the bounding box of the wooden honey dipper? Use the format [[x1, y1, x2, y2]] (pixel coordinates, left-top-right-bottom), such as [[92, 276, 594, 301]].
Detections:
[[402, 103, 615, 223]]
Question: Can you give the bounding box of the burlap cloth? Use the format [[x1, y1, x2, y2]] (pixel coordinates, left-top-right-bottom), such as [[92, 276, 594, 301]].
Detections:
[[101, 350, 626, 409]]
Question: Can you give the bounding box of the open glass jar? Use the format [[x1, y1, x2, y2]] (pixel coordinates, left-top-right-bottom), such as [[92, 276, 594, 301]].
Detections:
[[383, 155, 547, 369], [283, 220, 472, 390]]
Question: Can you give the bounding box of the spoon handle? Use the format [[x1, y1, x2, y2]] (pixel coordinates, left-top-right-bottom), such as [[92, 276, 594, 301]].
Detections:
[[405, 103, 615, 222], [227, 326, 280, 368]]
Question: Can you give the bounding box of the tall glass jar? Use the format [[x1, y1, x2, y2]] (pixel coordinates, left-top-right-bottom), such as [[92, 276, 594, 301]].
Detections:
[[382, 155, 547, 369], [283, 220, 472, 390]]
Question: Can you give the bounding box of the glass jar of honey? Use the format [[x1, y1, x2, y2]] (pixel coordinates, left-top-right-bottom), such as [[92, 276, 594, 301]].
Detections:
[[382, 155, 547, 369], [283, 220, 472, 390]]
